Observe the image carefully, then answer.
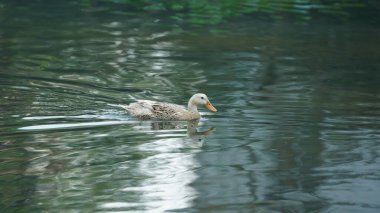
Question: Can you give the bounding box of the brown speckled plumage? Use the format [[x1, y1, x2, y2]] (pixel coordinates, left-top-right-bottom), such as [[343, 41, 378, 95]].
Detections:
[[122, 100, 200, 120], [121, 93, 217, 121]]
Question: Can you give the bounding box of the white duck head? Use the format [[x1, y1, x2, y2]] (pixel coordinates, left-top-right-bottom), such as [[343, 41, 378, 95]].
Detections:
[[187, 93, 217, 113]]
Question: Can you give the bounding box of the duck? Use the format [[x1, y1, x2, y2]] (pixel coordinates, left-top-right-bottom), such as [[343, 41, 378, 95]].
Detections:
[[122, 93, 217, 120]]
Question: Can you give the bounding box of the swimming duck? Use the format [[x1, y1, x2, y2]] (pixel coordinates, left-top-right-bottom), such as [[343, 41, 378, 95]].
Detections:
[[122, 93, 217, 120]]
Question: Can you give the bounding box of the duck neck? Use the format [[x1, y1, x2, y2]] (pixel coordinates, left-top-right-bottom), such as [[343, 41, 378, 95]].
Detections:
[[187, 98, 198, 113]]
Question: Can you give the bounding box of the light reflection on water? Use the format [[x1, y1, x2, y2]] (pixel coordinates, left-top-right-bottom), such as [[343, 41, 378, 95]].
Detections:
[[1, 2, 380, 213]]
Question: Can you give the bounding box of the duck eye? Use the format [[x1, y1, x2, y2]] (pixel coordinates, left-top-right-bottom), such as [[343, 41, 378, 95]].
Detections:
[[201, 97, 204, 99]]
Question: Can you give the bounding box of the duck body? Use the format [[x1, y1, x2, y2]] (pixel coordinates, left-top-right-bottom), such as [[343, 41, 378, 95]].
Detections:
[[123, 100, 200, 120], [122, 93, 217, 121]]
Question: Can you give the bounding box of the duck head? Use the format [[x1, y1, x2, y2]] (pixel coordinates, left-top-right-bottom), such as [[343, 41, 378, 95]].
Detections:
[[188, 93, 217, 113]]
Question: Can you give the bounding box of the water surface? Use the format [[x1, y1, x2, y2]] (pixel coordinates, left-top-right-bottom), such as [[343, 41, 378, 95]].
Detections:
[[1, 2, 380, 213]]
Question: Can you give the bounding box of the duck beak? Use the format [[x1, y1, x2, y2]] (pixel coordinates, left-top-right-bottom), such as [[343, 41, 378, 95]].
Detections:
[[205, 101, 217, 112]]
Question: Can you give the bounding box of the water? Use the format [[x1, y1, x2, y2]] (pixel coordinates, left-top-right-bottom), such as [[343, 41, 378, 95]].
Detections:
[[1, 2, 380, 213]]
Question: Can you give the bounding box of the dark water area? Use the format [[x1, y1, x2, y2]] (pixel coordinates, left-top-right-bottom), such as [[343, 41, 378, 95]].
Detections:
[[1, 1, 380, 212]]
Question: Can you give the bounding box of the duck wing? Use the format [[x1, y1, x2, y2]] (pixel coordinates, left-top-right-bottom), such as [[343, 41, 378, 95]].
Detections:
[[123, 100, 187, 120]]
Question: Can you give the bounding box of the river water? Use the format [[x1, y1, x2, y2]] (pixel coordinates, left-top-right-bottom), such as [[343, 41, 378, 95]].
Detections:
[[1, 2, 380, 213]]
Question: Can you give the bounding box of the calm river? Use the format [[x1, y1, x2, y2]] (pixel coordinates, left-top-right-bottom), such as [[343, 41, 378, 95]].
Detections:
[[1, 1, 380, 212]]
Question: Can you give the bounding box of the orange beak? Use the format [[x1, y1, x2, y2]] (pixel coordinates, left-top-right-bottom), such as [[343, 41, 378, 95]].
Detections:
[[204, 101, 217, 112]]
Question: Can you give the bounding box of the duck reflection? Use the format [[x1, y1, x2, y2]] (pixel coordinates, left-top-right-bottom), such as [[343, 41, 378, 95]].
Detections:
[[145, 119, 215, 147], [185, 119, 215, 146]]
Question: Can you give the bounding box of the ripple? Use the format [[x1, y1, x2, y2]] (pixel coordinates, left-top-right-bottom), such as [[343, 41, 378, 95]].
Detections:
[[18, 120, 131, 131], [99, 202, 142, 209]]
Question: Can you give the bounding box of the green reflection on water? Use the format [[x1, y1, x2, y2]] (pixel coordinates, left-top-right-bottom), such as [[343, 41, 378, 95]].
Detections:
[[78, 0, 380, 24]]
